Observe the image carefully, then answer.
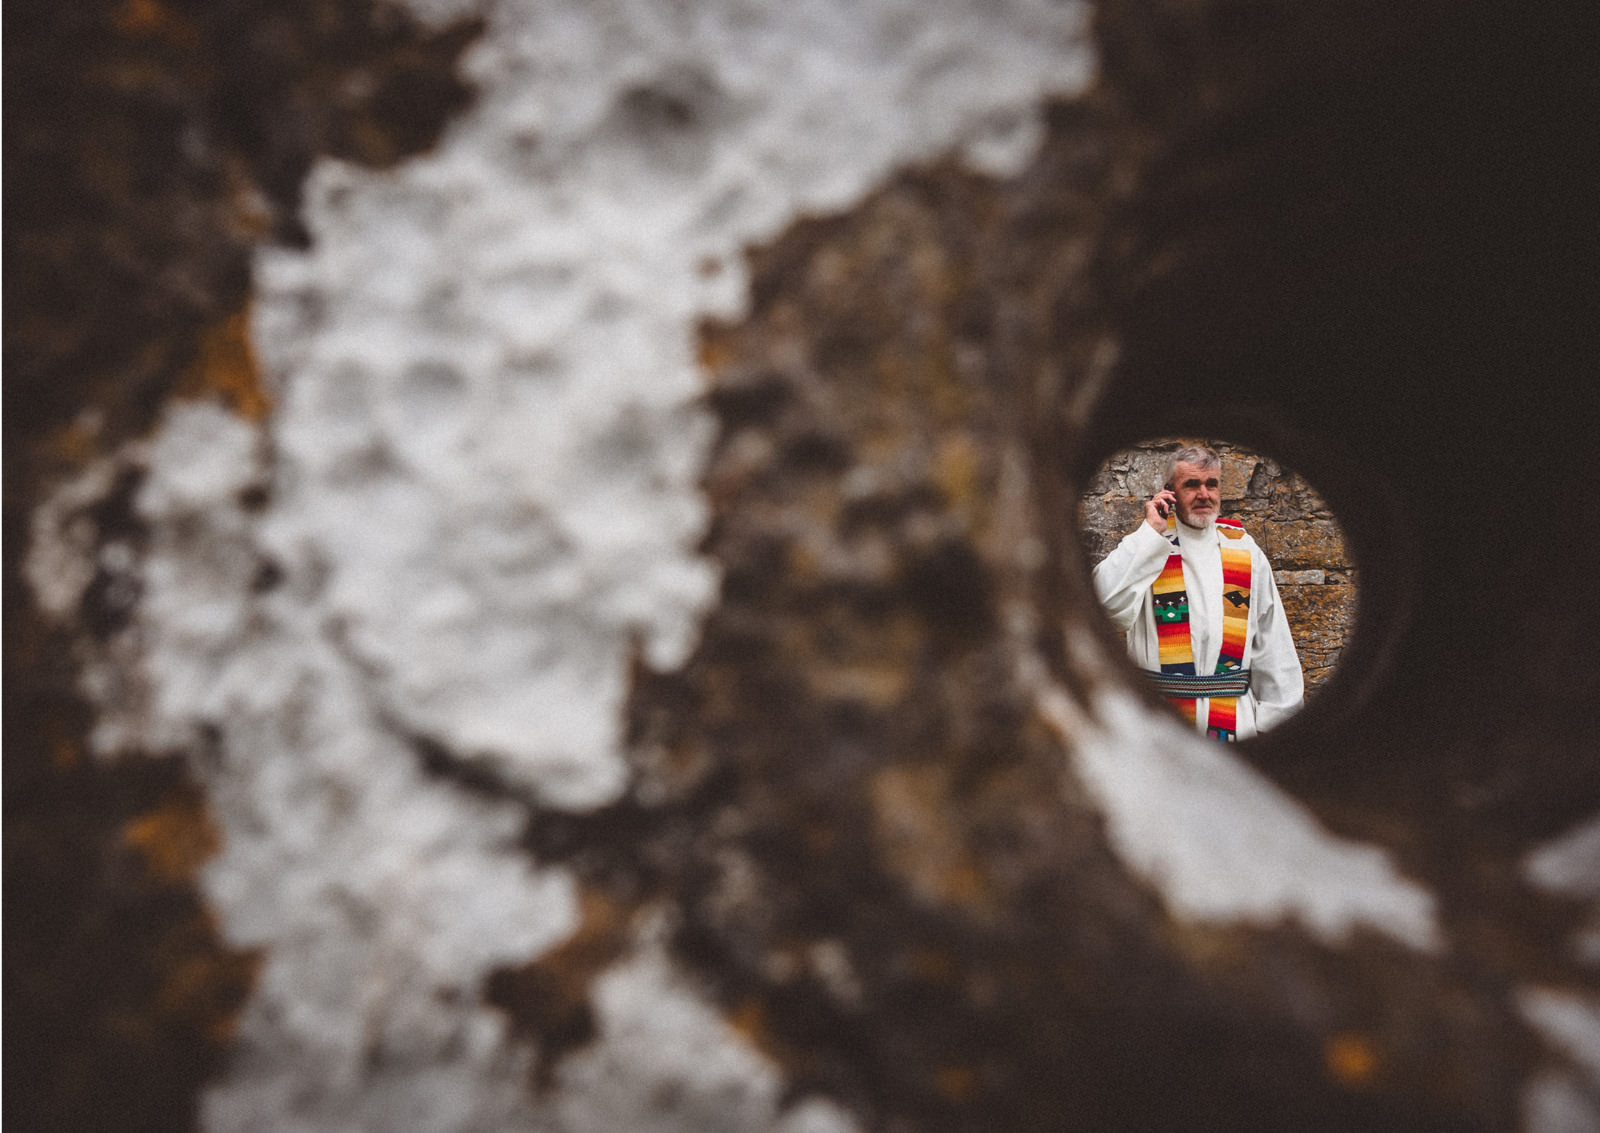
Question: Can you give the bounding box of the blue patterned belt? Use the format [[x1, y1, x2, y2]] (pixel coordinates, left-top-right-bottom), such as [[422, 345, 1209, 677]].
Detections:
[[1146, 669, 1252, 698]]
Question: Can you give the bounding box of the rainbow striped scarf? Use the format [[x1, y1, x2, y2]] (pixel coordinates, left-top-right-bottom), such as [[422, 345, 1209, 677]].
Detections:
[[1151, 515, 1253, 741]]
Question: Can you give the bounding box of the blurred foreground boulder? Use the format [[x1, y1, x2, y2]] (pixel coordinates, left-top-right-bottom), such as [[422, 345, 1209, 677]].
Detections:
[[7, 1, 1598, 1131]]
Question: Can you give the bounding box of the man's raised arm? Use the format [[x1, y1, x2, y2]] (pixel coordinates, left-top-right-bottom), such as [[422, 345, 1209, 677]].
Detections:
[[1091, 501, 1173, 632]]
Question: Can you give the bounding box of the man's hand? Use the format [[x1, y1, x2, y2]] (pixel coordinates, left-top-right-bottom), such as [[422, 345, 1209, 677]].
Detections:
[[1145, 489, 1177, 532]]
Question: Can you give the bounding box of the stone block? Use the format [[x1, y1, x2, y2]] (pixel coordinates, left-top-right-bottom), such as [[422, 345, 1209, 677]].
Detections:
[[1252, 519, 1351, 571], [1220, 456, 1256, 501], [1278, 583, 1360, 672], [1275, 569, 1326, 586]]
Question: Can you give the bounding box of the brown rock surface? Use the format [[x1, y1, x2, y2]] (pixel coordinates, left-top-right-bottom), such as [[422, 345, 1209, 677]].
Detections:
[[1278, 581, 1358, 691]]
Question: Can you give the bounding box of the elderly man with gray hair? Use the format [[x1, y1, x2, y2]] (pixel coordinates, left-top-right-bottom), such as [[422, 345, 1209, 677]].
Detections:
[[1093, 445, 1304, 740]]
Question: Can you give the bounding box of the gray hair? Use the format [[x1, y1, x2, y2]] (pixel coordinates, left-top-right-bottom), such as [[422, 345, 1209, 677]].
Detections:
[[1162, 445, 1221, 486]]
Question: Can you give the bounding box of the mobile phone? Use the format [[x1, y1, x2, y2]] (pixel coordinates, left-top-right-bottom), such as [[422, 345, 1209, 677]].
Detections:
[[1155, 482, 1173, 519]]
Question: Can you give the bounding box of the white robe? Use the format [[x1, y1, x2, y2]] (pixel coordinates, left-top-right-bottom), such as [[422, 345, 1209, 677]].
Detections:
[[1092, 517, 1305, 738]]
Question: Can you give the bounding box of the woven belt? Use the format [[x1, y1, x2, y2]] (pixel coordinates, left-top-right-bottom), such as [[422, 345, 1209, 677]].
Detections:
[[1146, 669, 1252, 698]]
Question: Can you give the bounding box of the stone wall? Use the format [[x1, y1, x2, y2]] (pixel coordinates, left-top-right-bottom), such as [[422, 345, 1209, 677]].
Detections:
[[1078, 439, 1356, 694]]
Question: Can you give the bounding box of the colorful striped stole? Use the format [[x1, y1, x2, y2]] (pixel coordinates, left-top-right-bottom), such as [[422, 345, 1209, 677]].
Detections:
[[1152, 516, 1253, 741]]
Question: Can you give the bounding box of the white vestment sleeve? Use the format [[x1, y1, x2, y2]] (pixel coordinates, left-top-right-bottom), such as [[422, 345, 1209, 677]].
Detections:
[[1248, 549, 1305, 732], [1092, 523, 1172, 633]]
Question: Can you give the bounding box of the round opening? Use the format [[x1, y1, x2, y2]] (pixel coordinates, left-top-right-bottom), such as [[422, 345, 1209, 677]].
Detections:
[[1076, 437, 1362, 742]]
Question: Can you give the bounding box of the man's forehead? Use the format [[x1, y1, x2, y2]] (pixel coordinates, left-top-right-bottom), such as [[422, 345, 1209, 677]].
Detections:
[[1173, 461, 1220, 483]]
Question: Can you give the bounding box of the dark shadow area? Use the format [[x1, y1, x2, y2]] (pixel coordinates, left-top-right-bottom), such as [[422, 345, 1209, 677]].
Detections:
[[1082, 0, 1600, 853]]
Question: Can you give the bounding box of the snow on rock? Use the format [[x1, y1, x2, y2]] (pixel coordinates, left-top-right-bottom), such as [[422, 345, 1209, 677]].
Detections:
[[1519, 988, 1600, 1133], [249, 0, 1092, 807], [1521, 820, 1600, 1133], [1527, 814, 1600, 901], [22, 0, 1092, 1129], [1527, 813, 1600, 967], [1038, 640, 1442, 952]]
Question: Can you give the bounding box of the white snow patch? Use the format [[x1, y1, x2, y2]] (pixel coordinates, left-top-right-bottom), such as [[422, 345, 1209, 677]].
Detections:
[[1520, 988, 1600, 1133], [1523, 1070, 1600, 1133], [549, 944, 780, 1133], [1528, 815, 1600, 900], [1037, 676, 1442, 951], [1521, 988, 1600, 1081], [25, 452, 127, 619], [1526, 814, 1600, 967], [773, 1098, 866, 1133], [547, 932, 864, 1133]]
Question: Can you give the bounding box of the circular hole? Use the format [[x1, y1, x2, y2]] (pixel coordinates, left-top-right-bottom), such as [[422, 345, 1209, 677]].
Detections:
[[1076, 436, 1368, 743]]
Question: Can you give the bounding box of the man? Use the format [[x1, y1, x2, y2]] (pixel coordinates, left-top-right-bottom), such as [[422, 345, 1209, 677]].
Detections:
[[1092, 445, 1304, 740]]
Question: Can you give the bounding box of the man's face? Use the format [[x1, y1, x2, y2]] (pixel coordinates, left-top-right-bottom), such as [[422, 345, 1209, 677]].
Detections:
[[1170, 461, 1221, 525]]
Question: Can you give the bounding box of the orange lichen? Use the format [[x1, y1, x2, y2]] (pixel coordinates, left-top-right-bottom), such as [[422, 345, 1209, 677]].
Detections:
[[869, 766, 991, 912], [224, 160, 276, 242], [1324, 1032, 1379, 1088], [177, 309, 272, 421], [785, 540, 823, 579], [905, 946, 958, 983], [806, 664, 910, 708], [153, 909, 263, 1043], [727, 995, 771, 1048], [39, 705, 89, 770], [50, 735, 83, 770], [110, 0, 200, 48], [941, 863, 986, 906], [803, 824, 839, 854], [122, 787, 221, 884], [934, 1064, 979, 1103], [111, 0, 167, 34], [934, 431, 980, 510], [545, 888, 628, 971], [49, 418, 101, 466], [697, 327, 737, 375]]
